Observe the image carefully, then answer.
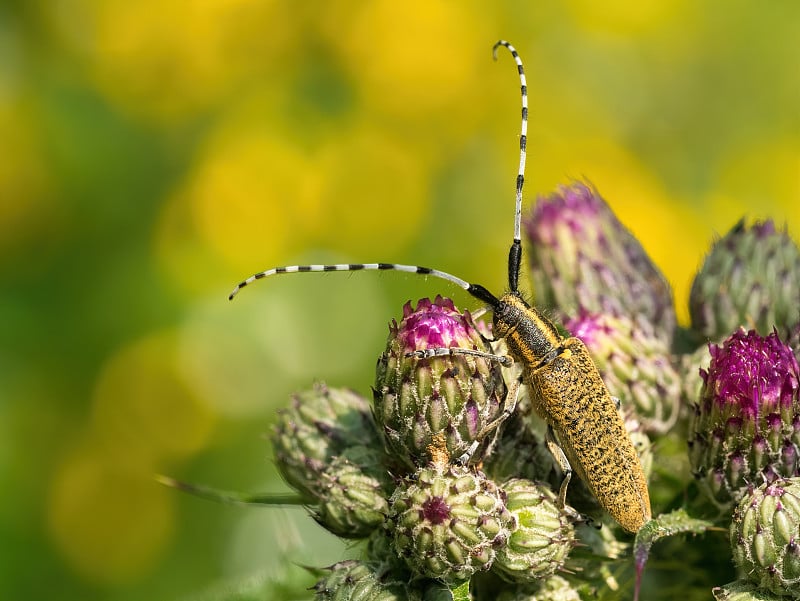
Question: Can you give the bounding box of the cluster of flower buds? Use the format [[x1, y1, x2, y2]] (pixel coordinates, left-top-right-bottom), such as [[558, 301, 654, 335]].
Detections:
[[523, 183, 799, 598], [273, 294, 581, 598], [262, 182, 799, 599]]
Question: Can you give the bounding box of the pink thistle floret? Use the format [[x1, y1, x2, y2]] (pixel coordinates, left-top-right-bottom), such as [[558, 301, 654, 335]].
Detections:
[[393, 296, 479, 354], [564, 310, 615, 349], [525, 182, 605, 248], [700, 329, 800, 420]]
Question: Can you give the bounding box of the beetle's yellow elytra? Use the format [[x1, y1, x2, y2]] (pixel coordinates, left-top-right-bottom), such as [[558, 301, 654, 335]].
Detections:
[[526, 336, 652, 532], [493, 293, 651, 533]]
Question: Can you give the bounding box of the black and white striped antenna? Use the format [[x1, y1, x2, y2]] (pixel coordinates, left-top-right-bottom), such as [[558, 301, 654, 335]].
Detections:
[[228, 262, 499, 307], [493, 39, 528, 295], [229, 41, 528, 308]]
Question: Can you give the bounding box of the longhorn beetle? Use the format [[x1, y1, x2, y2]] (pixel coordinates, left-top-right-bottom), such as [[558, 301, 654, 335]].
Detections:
[[229, 40, 652, 533]]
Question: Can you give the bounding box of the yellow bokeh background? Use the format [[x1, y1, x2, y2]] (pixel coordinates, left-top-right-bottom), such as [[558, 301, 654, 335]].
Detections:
[[1, 1, 797, 599]]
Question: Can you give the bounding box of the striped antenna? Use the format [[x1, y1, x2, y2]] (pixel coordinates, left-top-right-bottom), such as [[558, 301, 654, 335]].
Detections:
[[228, 263, 500, 307], [230, 41, 530, 308], [493, 40, 528, 293]]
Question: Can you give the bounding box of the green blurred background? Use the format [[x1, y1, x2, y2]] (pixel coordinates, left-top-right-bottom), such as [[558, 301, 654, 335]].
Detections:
[[1, 1, 797, 599]]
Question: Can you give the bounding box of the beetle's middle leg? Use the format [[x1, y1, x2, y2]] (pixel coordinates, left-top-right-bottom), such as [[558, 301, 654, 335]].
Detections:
[[545, 425, 573, 508]]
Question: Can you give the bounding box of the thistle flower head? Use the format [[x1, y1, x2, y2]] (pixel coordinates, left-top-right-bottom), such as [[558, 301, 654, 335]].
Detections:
[[703, 329, 799, 420], [523, 182, 675, 341], [688, 329, 800, 508], [492, 479, 577, 584], [374, 296, 506, 469], [690, 219, 800, 343], [387, 463, 514, 584], [395, 296, 476, 352], [272, 384, 381, 500], [314, 445, 392, 539]]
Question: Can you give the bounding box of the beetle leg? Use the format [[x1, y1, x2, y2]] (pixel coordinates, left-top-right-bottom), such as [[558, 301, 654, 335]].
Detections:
[[545, 425, 573, 508], [406, 347, 514, 367], [455, 377, 521, 465]]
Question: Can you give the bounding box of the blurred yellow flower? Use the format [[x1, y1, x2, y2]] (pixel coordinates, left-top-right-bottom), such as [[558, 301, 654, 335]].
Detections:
[[564, 0, 689, 37], [47, 441, 174, 584], [90, 331, 215, 461], [187, 124, 324, 272], [324, 0, 493, 128], [714, 138, 800, 230], [48, 0, 294, 120], [316, 120, 429, 257]]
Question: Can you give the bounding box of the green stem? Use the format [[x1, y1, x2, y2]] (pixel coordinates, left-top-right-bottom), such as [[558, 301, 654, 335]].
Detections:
[[155, 475, 307, 506]]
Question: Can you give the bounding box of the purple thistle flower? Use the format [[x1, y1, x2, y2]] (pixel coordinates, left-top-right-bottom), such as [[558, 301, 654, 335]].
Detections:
[[701, 329, 799, 421], [688, 328, 800, 509], [524, 182, 675, 342], [395, 296, 476, 354], [374, 297, 506, 470]]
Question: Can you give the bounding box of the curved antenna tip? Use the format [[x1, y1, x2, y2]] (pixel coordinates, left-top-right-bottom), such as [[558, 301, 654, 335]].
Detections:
[[492, 40, 503, 60]]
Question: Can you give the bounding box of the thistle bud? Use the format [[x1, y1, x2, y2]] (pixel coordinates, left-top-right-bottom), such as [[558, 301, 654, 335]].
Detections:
[[272, 384, 381, 499], [564, 311, 681, 433], [729, 477, 800, 598], [314, 445, 392, 539], [374, 296, 506, 468], [688, 329, 800, 508], [690, 219, 800, 342], [523, 182, 675, 341], [313, 560, 422, 601], [387, 463, 514, 584], [492, 479, 577, 584]]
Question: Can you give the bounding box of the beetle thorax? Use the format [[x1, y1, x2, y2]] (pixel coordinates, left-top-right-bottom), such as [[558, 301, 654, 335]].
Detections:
[[493, 293, 563, 363]]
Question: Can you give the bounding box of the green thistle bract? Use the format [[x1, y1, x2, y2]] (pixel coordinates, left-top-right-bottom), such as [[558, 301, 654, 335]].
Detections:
[[374, 296, 506, 469], [313, 560, 422, 601], [523, 182, 675, 341], [730, 477, 800, 598], [387, 463, 514, 584], [314, 445, 392, 538], [713, 580, 786, 601], [272, 384, 381, 500], [688, 329, 800, 509], [492, 479, 577, 584], [690, 219, 800, 343]]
